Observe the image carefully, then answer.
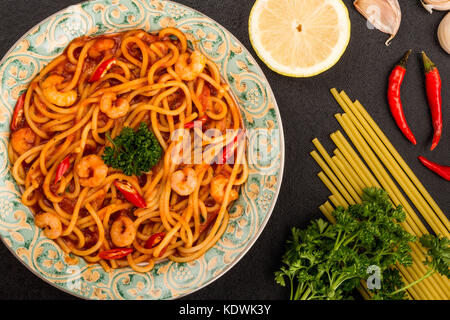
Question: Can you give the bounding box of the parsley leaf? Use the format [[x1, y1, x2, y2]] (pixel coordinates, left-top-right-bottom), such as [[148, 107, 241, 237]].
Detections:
[[102, 123, 162, 176], [420, 234, 450, 278]]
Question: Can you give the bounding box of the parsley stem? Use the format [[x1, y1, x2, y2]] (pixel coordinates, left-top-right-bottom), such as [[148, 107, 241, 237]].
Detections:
[[390, 269, 435, 296], [105, 132, 117, 147], [300, 287, 312, 300], [289, 276, 303, 300], [290, 277, 295, 300], [342, 233, 359, 247]]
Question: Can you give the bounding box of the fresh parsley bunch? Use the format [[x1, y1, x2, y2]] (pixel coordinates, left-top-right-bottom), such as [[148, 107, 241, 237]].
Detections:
[[275, 188, 416, 300], [102, 122, 162, 176]]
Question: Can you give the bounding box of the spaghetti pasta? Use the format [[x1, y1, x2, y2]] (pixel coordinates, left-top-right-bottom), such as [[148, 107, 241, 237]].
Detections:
[[311, 89, 450, 300], [8, 28, 248, 273]]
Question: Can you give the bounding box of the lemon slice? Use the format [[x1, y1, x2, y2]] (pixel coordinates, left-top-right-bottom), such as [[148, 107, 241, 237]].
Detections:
[[249, 0, 351, 77]]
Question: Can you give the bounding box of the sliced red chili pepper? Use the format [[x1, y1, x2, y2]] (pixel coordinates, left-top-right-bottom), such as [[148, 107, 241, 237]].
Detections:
[[422, 52, 443, 151], [89, 58, 117, 83], [98, 248, 133, 260], [156, 246, 168, 258], [54, 155, 71, 184], [221, 130, 245, 164], [387, 49, 417, 145], [199, 211, 219, 234], [144, 232, 168, 257], [114, 180, 146, 208], [144, 232, 165, 249], [418, 156, 450, 181], [184, 115, 208, 129], [10, 92, 26, 132]]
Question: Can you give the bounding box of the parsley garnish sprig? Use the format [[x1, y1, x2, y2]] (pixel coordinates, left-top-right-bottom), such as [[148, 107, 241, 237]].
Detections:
[[102, 122, 162, 176]]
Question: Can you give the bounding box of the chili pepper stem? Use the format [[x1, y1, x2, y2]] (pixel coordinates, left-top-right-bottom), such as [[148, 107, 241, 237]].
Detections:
[[421, 51, 436, 72], [397, 49, 412, 68]]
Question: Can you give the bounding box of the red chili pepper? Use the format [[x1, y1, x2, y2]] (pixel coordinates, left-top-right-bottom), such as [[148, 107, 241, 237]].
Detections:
[[144, 232, 168, 257], [422, 52, 443, 151], [199, 211, 219, 234], [10, 92, 26, 132], [184, 115, 208, 129], [221, 130, 245, 164], [54, 155, 71, 184], [418, 156, 450, 181], [144, 232, 165, 249], [89, 58, 117, 83], [114, 180, 146, 208], [387, 49, 417, 145], [98, 248, 133, 260]]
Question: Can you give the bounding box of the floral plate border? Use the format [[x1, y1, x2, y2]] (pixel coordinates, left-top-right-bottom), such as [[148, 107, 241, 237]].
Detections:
[[0, 0, 285, 300]]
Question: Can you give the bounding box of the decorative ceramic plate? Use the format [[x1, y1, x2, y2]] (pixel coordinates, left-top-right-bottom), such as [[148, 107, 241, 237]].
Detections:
[[0, 0, 284, 300]]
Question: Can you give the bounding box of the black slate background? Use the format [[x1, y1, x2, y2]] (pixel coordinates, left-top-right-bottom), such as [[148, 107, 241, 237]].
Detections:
[[0, 0, 448, 300]]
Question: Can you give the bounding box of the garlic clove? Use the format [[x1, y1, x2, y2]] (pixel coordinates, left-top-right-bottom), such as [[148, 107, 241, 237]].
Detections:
[[354, 0, 401, 46], [421, 0, 450, 14], [438, 12, 450, 54]]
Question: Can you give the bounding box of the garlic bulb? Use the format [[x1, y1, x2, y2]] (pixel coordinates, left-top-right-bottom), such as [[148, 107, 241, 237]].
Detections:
[[353, 0, 401, 46], [421, 0, 450, 14], [438, 12, 450, 54]]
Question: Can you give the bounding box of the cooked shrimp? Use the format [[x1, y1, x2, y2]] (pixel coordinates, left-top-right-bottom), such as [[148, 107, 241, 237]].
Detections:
[[35, 212, 62, 239], [210, 174, 238, 204], [100, 92, 130, 119], [75, 154, 108, 187], [88, 38, 116, 59], [42, 75, 77, 107], [11, 127, 36, 155], [174, 51, 207, 81], [110, 215, 136, 247], [170, 167, 197, 196]]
